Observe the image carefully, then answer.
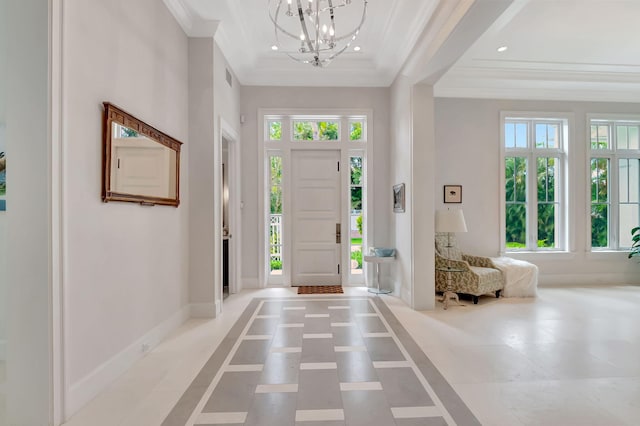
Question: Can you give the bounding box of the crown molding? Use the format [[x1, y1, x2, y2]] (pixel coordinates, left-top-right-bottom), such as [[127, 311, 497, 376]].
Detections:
[[163, 0, 219, 37]]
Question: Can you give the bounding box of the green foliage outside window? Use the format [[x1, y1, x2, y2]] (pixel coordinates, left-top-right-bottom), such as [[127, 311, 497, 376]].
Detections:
[[269, 121, 282, 140], [505, 156, 559, 249], [294, 121, 339, 140], [350, 122, 362, 140], [591, 158, 609, 247]]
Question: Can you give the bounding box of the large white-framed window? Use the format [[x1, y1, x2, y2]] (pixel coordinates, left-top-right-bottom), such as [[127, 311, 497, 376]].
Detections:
[[501, 113, 569, 252], [259, 110, 372, 287], [588, 115, 640, 250]]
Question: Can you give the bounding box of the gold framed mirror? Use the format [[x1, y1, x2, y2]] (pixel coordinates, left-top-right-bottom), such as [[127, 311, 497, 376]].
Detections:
[[102, 102, 182, 207]]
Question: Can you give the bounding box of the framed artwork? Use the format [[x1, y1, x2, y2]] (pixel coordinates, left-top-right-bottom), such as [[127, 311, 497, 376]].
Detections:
[[443, 185, 462, 203], [0, 124, 5, 211], [393, 183, 405, 213]]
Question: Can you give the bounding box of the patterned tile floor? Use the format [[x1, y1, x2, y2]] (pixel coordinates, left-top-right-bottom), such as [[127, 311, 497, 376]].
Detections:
[[162, 297, 478, 426]]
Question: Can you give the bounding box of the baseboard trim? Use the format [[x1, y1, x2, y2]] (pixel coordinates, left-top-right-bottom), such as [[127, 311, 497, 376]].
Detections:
[[539, 273, 640, 286], [65, 304, 191, 419], [190, 303, 217, 318], [400, 285, 411, 307]]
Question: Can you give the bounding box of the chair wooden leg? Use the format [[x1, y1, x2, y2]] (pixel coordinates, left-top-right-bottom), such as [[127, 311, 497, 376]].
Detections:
[[472, 295, 479, 304]]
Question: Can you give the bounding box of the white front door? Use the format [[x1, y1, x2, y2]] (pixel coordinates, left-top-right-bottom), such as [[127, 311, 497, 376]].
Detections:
[[291, 150, 341, 286]]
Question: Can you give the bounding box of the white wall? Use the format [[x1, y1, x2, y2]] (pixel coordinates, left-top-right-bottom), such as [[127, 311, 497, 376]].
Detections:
[[188, 37, 216, 316], [390, 76, 414, 304], [5, 0, 52, 423], [434, 97, 640, 285], [63, 0, 189, 416], [389, 78, 437, 310], [188, 39, 241, 315], [239, 86, 391, 286]]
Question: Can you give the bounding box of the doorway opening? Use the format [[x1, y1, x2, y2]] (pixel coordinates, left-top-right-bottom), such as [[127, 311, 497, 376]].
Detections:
[[260, 111, 371, 288]]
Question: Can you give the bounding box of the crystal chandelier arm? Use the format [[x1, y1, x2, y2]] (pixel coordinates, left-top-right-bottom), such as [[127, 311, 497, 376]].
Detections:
[[297, 0, 315, 53]]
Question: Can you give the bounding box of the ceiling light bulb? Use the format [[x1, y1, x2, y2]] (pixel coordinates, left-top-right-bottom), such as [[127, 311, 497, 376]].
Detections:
[[288, 0, 291, 3], [329, 26, 335, 36], [300, 33, 306, 41], [354, 46, 361, 51], [271, 45, 278, 51], [497, 46, 508, 52], [322, 24, 328, 34]]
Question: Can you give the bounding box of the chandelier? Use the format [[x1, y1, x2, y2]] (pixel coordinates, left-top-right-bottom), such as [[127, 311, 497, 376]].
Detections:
[[269, 0, 368, 68]]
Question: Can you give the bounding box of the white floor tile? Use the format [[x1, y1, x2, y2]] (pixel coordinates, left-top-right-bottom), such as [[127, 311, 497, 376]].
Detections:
[[300, 362, 338, 370], [334, 345, 367, 352], [255, 383, 298, 393], [303, 333, 333, 339]]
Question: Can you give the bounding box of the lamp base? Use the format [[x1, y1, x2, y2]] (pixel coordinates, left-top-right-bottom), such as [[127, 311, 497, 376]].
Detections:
[[440, 290, 462, 310]]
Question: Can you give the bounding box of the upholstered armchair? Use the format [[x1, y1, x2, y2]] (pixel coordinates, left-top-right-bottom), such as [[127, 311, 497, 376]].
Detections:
[[435, 233, 504, 304]]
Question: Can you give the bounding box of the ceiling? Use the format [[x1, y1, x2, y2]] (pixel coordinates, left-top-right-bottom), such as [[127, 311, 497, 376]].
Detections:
[[169, 0, 440, 87], [166, 0, 640, 101]]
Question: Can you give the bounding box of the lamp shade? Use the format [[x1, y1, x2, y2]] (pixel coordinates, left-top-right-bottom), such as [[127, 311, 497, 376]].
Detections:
[[435, 209, 468, 233]]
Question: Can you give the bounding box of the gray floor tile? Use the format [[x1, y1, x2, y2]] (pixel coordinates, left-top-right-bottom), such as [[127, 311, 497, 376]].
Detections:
[[376, 367, 434, 407], [346, 299, 376, 313], [281, 310, 307, 323], [297, 370, 343, 410], [245, 392, 297, 426], [203, 371, 261, 412], [335, 351, 378, 383], [304, 317, 333, 333], [261, 352, 301, 384], [230, 340, 271, 365], [342, 390, 396, 426], [301, 338, 336, 363], [272, 327, 304, 348], [364, 337, 405, 362], [259, 301, 284, 315], [356, 316, 388, 334], [332, 326, 365, 347], [395, 418, 448, 426], [303, 300, 332, 314], [296, 422, 346, 426], [329, 310, 354, 322], [247, 317, 280, 335]]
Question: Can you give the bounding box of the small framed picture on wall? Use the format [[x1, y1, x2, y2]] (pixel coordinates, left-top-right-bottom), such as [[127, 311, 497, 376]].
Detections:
[[443, 185, 462, 203], [393, 183, 405, 213]]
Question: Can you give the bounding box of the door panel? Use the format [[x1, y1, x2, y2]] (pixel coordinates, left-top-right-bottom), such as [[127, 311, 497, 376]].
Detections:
[[292, 150, 341, 286]]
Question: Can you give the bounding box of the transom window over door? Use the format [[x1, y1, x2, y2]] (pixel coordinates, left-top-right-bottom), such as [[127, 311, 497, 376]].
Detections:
[[589, 116, 640, 250], [261, 111, 371, 287], [501, 114, 569, 252]]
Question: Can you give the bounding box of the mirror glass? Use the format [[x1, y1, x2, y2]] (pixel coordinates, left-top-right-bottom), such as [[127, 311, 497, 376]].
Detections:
[[103, 103, 182, 206]]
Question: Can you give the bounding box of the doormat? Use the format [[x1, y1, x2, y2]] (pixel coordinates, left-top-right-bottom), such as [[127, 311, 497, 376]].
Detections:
[[297, 285, 343, 294]]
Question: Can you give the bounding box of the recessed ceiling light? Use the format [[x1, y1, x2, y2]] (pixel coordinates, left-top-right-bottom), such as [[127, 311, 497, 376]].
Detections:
[[497, 46, 508, 53], [271, 45, 279, 51], [353, 46, 361, 51]]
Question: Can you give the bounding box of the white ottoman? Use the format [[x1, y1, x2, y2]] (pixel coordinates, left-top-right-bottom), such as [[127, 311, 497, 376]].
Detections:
[[491, 257, 538, 297]]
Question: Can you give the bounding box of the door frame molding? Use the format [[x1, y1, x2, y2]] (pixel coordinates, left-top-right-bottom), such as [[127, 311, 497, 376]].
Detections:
[[258, 108, 373, 288], [219, 117, 241, 300]]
